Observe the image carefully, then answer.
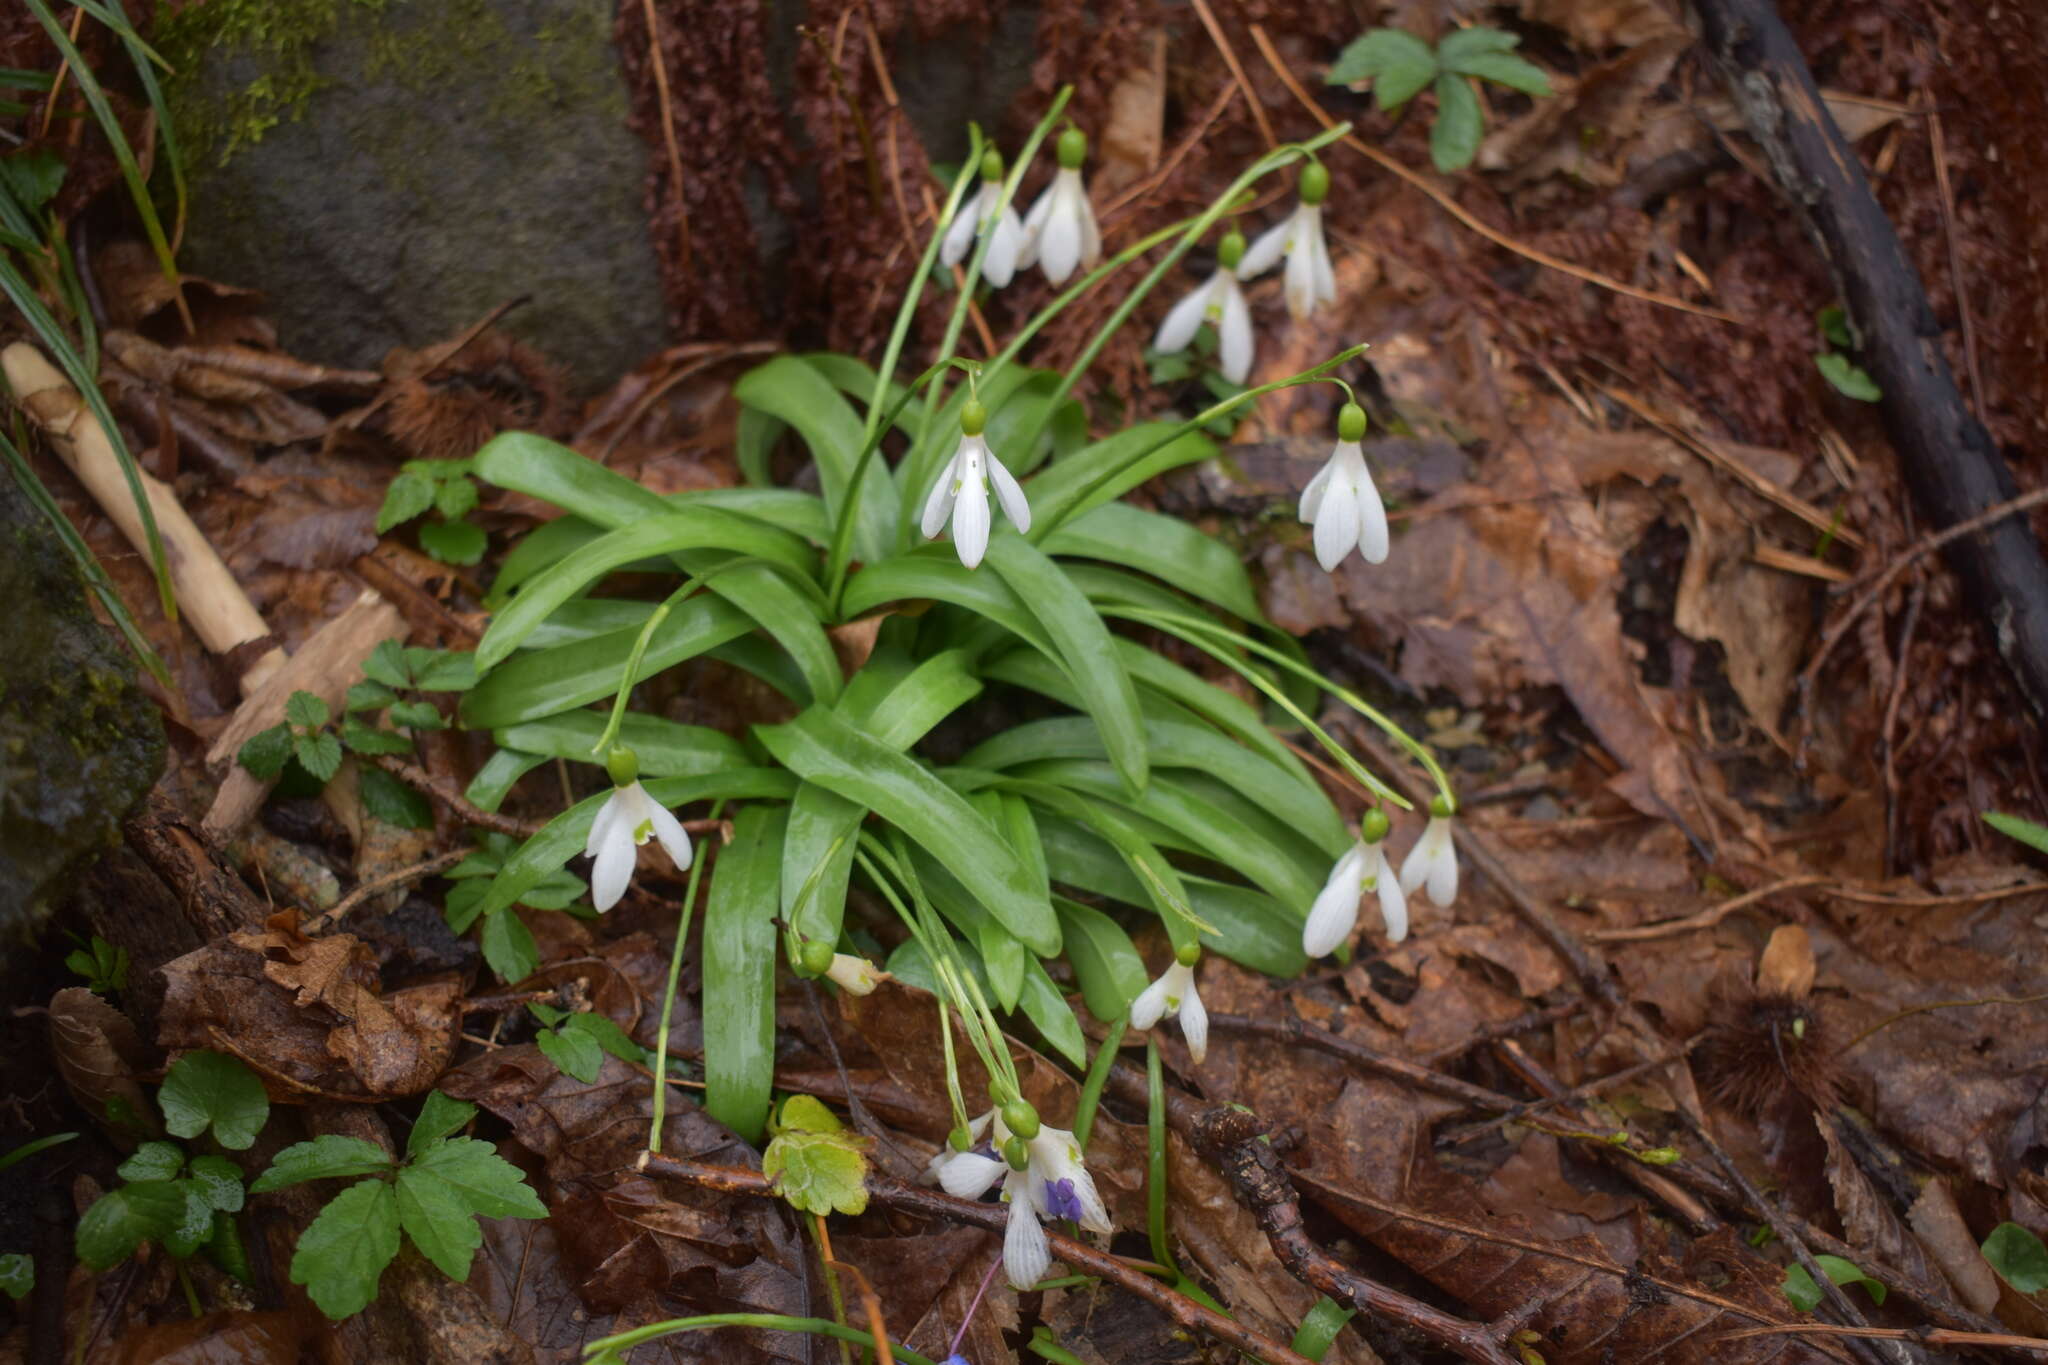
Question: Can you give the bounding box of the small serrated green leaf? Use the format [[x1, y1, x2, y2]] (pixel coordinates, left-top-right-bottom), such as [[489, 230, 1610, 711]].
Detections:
[[291, 1177, 400, 1319], [774, 1094, 844, 1135], [561, 1012, 646, 1066], [284, 690, 330, 729], [186, 1155, 245, 1212], [345, 680, 399, 713], [250, 1135, 394, 1193], [362, 639, 413, 688], [294, 731, 344, 783], [1983, 1222, 2048, 1292], [407, 1138, 548, 1220], [762, 1129, 871, 1216], [388, 699, 445, 731], [0, 1252, 30, 1301], [535, 1026, 603, 1083], [1449, 49, 1552, 96], [358, 765, 434, 829], [75, 1181, 184, 1269], [377, 471, 436, 534], [237, 724, 293, 780], [159, 1050, 269, 1150], [419, 518, 488, 566], [342, 719, 413, 756], [1326, 28, 1437, 110], [394, 1165, 484, 1281], [1430, 71, 1485, 171], [1815, 352, 1882, 401], [408, 1092, 477, 1159], [117, 1141, 184, 1183], [435, 475, 479, 522]]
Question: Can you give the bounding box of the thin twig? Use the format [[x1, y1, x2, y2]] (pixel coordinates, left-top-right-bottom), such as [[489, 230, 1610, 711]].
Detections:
[[1584, 875, 1830, 944], [1837, 990, 2048, 1055], [639, 0, 692, 276], [1187, 0, 1276, 148], [634, 1152, 1315, 1365], [1881, 580, 1926, 873], [1925, 108, 1985, 420], [1207, 1013, 1513, 1113], [1247, 24, 1741, 325], [367, 753, 726, 843], [1711, 1323, 2048, 1355], [1102, 83, 1240, 220], [305, 848, 468, 933]]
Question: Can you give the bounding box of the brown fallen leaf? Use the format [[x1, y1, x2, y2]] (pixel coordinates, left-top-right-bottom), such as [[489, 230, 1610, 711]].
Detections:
[[48, 986, 158, 1147], [114, 1308, 312, 1365]]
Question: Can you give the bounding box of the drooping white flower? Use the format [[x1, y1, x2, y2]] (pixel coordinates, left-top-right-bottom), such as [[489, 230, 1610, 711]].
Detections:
[[1018, 127, 1101, 286], [825, 953, 887, 996], [926, 1104, 1109, 1290], [1128, 955, 1208, 1063], [920, 400, 1029, 569], [1398, 798, 1460, 908], [1153, 229, 1255, 384], [584, 748, 691, 912], [941, 149, 1027, 289], [1303, 811, 1407, 957], [1238, 161, 1337, 320], [1299, 403, 1388, 570]]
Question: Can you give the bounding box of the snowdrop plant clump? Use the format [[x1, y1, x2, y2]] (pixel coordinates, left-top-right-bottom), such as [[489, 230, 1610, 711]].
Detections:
[[446, 92, 1465, 1306]]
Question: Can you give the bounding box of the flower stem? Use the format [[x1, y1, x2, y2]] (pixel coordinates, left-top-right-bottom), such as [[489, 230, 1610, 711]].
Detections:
[[1144, 1037, 1179, 1277], [1072, 1015, 1128, 1151], [581, 1314, 937, 1365]]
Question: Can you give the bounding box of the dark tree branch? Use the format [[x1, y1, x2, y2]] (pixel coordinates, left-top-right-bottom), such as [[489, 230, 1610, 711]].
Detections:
[[1696, 0, 2048, 718]]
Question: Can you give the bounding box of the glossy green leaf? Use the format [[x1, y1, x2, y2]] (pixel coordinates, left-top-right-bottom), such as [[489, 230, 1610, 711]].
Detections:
[[734, 355, 896, 562], [1053, 897, 1148, 1023], [495, 711, 749, 777], [459, 597, 755, 730], [408, 1092, 477, 1157], [75, 1181, 183, 1270], [474, 510, 819, 671], [735, 404, 782, 486], [704, 804, 787, 1144], [1327, 27, 1437, 108], [488, 515, 602, 607], [1982, 1222, 2048, 1292], [1430, 71, 1484, 172], [1025, 422, 1216, 533], [1043, 502, 1265, 624], [685, 487, 832, 543], [907, 844, 1025, 1012], [755, 708, 1059, 955], [464, 749, 548, 813], [1018, 958, 1087, 1068], [252, 1136, 394, 1193], [291, 1177, 399, 1319], [536, 1025, 604, 1083], [985, 532, 1147, 795], [160, 1050, 269, 1150], [479, 908, 539, 983], [1290, 1296, 1356, 1360], [841, 550, 1054, 656]]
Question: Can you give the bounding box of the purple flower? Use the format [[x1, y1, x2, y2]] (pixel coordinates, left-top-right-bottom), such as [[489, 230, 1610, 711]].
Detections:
[[1042, 1177, 1084, 1222], [944, 1357, 972, 1365]]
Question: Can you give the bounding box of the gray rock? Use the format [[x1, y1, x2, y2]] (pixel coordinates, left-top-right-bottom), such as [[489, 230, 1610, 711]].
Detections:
[[163, 0, 667, 390], [0, 475, 165, 937]]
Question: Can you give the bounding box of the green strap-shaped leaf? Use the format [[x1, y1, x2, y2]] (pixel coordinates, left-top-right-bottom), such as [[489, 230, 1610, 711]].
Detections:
[[1024, 422, 1217, 534], [684, 488, 832, 543], [985, 533, 1147, 795], [1044, 502, 1267, 624], [733, 355, 896, 563], [841, 550, 1054, 656], [459, 597, 755, 730], [756, 708, 1060, 955], [704, 804, 787, 1144], [464, 749, 549, 813], [475, 509, 820, 671], [520, 598, 662, 648], [494, 712, 749, 777], [1017, 957, 1087, 1069], [1053, 897, 1148, 1023], [799, 352, 929, 444], [488, 515, 602, 607], [735, 404, 782, 487]]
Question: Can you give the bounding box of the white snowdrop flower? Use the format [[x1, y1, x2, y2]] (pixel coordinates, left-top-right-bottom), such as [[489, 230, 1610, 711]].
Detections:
[[1153, 229, 1255, 384], [1302, 809, 1407, 957], [928, 1109, 1003, 1194], [1299, 402, 1388, 570], [920, 398, 1029, 569], [583, 747, 691, 912], [1238, 160, 1337, 320], [1128, 951, 1209, 1063], [1398, 795, 1460, 909], [941, 148, 1027, 289], [1018, 126, 1102, 286], [824, 953, 887, 996], [927, 1101, 1110, 1290]]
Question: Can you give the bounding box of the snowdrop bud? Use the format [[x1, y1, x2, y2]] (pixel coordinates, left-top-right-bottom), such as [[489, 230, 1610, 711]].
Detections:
[[1002, 1135, 1030, 1171], [1338, 401, 1367, 443], [1359, 805, 1391, 844], [1217, 228, 1247, 271], [1431, 793, 1457, 818], [798, 939, 835, 975], [1057, 125, 1087, 170], [1299, 160, 1331, 206], [948, 1125, 974, 1152], [1000, 1098, 1041, 1140], [980, 148, 1004, 181], [605, 745, 639, 787], [1176, 941, 1200, 968], [960, 398, 987, 437]]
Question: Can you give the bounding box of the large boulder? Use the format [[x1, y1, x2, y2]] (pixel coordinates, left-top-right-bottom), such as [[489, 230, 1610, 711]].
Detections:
[[0, 474, 165, 936], [161, 0, 668, 390]]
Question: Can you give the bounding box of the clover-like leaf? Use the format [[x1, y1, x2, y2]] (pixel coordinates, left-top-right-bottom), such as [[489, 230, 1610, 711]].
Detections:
[[479, 908, 540, 984], [562, 1012, 646, 1067], [419, 518, 488, 566], [163, 1182, 217, 1259], [435, 475, 479, 522], [294, 731, 344, 783], [186, 1155, 247, 1213], [251, 1135, 394, 1193], [388, 699, 445, 731], [284, 690, 331, 729], [1430, 71, 1485, 172], [341, 719, 414, 756], [1781, 1255, 1885, 1312], [291, 1177, 401, 1319], [536, 1025, 603, 1083], [75, 1181, 184, 1270], [159, 1050, 269, 1150], [762, 1126, 871, 1217], [407, 1092, 478, 1159], [1448, 49, 1551, 96], [1983, 1222, 2048, 1293], [116, 1140, 184, 1183], [774, 1093, 845, 1136], [362, 639, 414, 689], [344, 680, 399, 713], [236, 723, 293, 780], [377, 470, 437, 534], [1327, 28, 1437, 110]]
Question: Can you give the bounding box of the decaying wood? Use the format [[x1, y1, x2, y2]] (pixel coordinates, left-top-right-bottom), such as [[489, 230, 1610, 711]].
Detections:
[[1695, 0, 2048, 718], [125, 792, 272, 939], [1, 340, 286, 694], [201, 587, 405, 839]]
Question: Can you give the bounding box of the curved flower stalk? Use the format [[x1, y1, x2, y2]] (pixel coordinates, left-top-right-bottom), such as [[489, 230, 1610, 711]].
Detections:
[[921, 397, 1030, 568], [1238, 160, 1336, 319], [1303, 807, 1406, 957], [1153, 228, 1255, 384], [942, 148, 1027, 289], [1300, 402, 1388, 570], [585, 747, 692, 912], [1018, 126, 1102, 286], [926, 1100, 1110, 1290], [1399, 794, 1460, 908], [1128, 948, 1208, 1063]]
